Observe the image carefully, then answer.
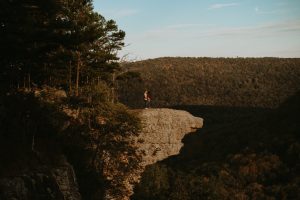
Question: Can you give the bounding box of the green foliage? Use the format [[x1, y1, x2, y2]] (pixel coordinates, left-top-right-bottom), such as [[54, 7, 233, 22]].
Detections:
[[0, 88, 142, 200], [0, 2, 138, 198], [57, 93, 142, 199], [132, 92, 300, 200], [0, 0, 125, 91], [0, 91, 68, 178], [80, 82, 111, 104], [116, 71, 145, 106], [119, 57, 300, 108], [133, 165, 170, 200]]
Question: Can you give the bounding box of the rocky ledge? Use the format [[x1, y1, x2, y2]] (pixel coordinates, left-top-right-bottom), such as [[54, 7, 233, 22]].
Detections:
[[136, 108, 203, 166], [0, 88, 203, 200]]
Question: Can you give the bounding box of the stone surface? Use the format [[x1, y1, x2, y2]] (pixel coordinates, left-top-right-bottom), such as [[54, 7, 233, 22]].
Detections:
[[101, 108, 203, 200], [121, 108, 203, 200], [0, 156, 81, 200], [137, 108, 203, 166]]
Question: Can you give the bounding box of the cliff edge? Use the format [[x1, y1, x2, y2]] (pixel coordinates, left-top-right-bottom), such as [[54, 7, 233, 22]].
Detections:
[[116, 108, 203, 200], [0, 89, 203, 200], [137, 108, 203, 166]]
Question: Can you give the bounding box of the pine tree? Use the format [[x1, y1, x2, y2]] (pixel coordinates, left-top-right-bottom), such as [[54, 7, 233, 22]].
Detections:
[[47, 0, 125, 95], [0, 0, 125, 93], [0, 0, 51, 89]]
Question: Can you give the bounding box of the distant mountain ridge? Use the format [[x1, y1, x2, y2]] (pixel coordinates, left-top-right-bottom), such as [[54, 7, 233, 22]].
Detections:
[[117, 57, 300, 108]]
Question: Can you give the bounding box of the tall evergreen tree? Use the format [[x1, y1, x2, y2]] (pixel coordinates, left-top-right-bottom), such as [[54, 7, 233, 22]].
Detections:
[[0, 0, 125, 94], [44, 0, 125, 95], [0, 0, 57, 89]]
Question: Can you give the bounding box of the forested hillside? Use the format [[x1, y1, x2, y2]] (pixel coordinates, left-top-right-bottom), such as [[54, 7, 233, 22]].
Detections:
[[117, 57, 300, 108], [132, 85, 300, 200], [118, 57, 300, 199]]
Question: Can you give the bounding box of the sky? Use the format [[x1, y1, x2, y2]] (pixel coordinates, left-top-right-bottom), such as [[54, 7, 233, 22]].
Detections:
[[93, 0, 300, 60]]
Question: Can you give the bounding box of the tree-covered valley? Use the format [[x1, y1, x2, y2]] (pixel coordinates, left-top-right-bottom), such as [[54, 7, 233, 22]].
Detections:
[[118, 57, 300, 108], [118, 58, 300, 199]]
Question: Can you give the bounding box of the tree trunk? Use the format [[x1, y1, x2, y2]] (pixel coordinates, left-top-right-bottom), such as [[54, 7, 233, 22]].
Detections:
[[111, 72, 115, 103], [23, 76, 26, 89], [28, 73, 31, 90], [31, 134, 35, 152], [75, 52, 81, 97], [69, 61, 72, 94]]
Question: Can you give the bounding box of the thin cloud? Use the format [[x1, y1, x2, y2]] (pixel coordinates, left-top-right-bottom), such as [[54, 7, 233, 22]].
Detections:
[[194, 20, 300, 38], [254, 7, 285, 15], [208, 3, 239, 10], [141, 19, 300, 41], [166, 23, 214, 30]]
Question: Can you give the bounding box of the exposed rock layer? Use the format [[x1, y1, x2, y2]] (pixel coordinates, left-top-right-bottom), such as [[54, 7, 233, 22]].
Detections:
[[0, 156, 81, 200], [137, 108, 203, 166]]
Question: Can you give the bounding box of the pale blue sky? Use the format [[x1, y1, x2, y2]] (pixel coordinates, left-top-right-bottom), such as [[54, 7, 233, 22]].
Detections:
[[94, 0, 300, 60]]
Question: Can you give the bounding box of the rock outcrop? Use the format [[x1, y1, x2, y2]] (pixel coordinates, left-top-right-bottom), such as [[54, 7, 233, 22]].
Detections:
[[137, 108, 203, 166], [0, 156, 81, 200], [0, 88, 203, 200], [122, 108, 203, 199], [102, 108, 203, 200]]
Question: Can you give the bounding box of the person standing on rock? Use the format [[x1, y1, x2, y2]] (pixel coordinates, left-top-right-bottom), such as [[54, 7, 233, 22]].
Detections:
[[144, 90, 151, 109]]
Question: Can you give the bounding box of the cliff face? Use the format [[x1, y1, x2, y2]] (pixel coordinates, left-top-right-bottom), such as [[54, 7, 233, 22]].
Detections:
[[0, 89, 203, 200], [137, 108, 203, 166], [121, 108, 203, 200], [0, 156, 81, 200]]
